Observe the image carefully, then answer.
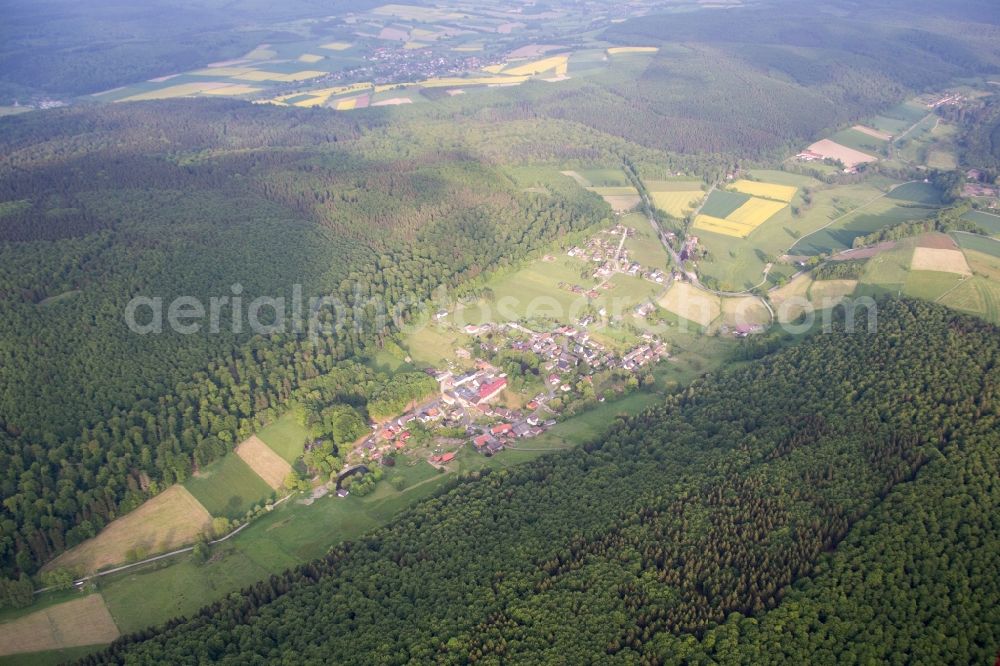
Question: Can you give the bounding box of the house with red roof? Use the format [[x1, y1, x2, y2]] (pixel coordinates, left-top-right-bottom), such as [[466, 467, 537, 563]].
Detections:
[[477, 377, 507, 404], [491, 423, 513, 436]]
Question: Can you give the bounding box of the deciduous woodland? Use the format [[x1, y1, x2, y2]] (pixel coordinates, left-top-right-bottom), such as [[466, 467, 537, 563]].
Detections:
[[86, 300, 1000, 664]]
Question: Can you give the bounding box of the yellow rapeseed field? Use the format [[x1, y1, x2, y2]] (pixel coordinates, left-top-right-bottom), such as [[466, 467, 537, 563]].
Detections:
[[729, 179, 798, 202], [502, 56, 568, 77]]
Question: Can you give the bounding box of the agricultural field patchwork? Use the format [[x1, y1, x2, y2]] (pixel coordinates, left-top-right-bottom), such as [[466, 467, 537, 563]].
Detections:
[[235, 436, 293, 490], [828, 128, 888, 157], [0, 594, 119, 657], [647, 181, 704, 217], [657, 283, 721, 327], [720, 296, 771, 328], [502, 55, 569, 77], [699, 190, 750, 218], [902, 271, 966, 301], [937, 277, 1000, 324], [729, 179, 797, 202], [257, 414, 310, 463], [694, 195, 787, 238], [184, 454, 275, 519], [588, 186, 640, 211], [952, 232, 1000, 257], [46, 486, 212, 574], [805, 139, 879, 168]]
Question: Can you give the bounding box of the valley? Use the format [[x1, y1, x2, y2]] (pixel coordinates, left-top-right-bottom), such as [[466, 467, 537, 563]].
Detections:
[[1, 0, 1000, 663]]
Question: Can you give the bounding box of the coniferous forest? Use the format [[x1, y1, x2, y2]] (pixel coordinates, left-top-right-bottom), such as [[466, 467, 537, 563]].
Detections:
[[1, 0, 1000, 661], [86, 300, 1000, 664]]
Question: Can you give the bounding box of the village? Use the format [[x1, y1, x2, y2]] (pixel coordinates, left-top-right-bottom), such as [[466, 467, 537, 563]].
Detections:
[[345, 319, 669, 474]]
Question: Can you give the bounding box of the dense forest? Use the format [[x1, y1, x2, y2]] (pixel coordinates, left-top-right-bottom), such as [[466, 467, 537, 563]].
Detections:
[[88, 300, 1000, 664], [0, 99, 623, 577]]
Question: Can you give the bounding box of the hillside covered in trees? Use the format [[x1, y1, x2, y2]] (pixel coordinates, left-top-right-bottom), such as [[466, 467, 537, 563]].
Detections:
[[0, 99, 625, 577], [89, 300, 1000, 664]]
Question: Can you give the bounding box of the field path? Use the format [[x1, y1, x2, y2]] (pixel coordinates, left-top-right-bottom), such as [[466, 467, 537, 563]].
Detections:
[[628, 166, 771, 296], [35, 494, 294, 594]]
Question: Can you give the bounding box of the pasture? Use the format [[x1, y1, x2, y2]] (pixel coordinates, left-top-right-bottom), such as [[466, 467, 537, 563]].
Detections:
[[887, 181, 943, 205], [720, 296, 771, 327], [579, 169, 630, 187], [729, 180, 797, 202], [793, 195, 936, 256], [657, 283, 721, 327], [770, 274, 813, 323], [257, 413, 309, 463], [828, 128, 887, 157], [404, 323, 473, 367], [952, 232, 1000, 258], [184, 454, 275, 518], [0, 594, 119, 657], [808, 279, 858, 306], [903, 271, 965, 301], [235, 436, 293, 490], [938, 277, 1000, 324], [458, 252, 663, 334], [46, 486, 211, 574], [869, 101, 929, 134], [964, 249, 1000, 282], [621, 213, 669, 267], [961, 210, 1000, 236]]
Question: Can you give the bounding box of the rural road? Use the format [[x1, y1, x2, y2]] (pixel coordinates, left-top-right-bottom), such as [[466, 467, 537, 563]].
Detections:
[[628, 167, 771, 299], [36, 494, 294, 594]]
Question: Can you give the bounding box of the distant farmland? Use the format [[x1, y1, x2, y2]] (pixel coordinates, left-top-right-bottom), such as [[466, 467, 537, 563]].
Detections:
[[806, 139, 879, 168]]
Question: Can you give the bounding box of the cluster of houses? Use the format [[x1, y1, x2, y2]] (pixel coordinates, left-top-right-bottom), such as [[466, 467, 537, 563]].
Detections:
[[437, 362, 509, 408], [567, 225, 668, 284], [467, 322, 668, 389], [470, 407, 557, 456], [346, 319, 671, 471]]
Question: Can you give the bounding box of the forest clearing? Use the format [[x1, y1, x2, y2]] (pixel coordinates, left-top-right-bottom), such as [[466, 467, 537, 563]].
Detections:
[[45, 486, 212, 575]]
